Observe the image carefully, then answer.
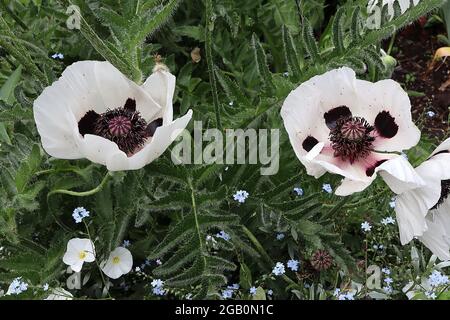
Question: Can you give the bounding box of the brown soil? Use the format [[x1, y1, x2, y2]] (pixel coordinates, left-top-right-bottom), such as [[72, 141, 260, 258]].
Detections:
[[390, 23, 450, 139]]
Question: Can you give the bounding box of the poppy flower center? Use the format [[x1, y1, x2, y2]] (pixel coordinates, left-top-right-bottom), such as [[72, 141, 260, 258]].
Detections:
[[78, 251, 87, 260], [78, 98, 163, 156], [431, 179, 450, 210], [329, 116, 375, 164], [109, 116, 132, 136], [112, 256, 120, 264]]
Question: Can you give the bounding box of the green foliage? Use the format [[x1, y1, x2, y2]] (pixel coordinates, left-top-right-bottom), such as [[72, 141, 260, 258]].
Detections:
[[0, 0, 447, 300]]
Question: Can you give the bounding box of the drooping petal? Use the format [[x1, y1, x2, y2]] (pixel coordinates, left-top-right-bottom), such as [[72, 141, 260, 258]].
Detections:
[[355, 79, 420, 152], [420, 208, 450, 261], [395, 189, 429, 245], [430, 137, 450, 157], [128, 110, 193, 170], [142, 70, 176, 123], [376, 155, 425, 194]]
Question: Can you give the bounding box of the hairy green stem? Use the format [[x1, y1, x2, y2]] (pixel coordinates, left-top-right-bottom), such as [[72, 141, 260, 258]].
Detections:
[[205, 0, 222, 130], [48, 172, 111, 198]]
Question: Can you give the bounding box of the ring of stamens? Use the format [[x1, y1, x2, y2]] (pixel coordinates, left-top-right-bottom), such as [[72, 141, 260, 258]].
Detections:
[[78, 98, 163, 157], [329, 116, 375, 163]]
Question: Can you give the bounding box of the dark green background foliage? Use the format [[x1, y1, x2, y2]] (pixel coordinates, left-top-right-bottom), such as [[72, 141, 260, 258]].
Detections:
[[0, 0, 447, 299]]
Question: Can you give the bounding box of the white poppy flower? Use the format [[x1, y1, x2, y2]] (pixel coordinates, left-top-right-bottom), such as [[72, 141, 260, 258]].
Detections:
[[395, 138, 450, 260], [101, 247, 133, 279], [33, 61, 193, 171], [281, 67, 423, 196], [45, 287, 73, 300], [62, 238, 95, 272]]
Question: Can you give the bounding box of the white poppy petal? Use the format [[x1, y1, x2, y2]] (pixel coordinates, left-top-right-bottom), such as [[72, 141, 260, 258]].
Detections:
[[78, 134, 129, 170], [33, 86, 82, 159], [335, 177, 375, 196], [395, 189, 429, 245], [430, 137, 450, 157], [142, 70, 176, 123], [356, 79, 420, 152], [376, 155, 425, 194], [420, 203, 450, 261], [128, 110, 193, 170]]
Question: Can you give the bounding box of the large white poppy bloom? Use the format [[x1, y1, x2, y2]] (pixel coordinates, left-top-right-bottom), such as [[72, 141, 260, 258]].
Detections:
[[62, 238, 96, 272], [395, 138, 450, 260], [33, 61, 193, 171], [281, 67, 423, 196], [101, 247, 133, 279]]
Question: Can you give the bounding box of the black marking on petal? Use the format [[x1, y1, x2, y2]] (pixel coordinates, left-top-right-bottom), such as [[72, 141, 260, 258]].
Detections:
[[123, 98, 136, 112], [374, 111, 399, 138], [431, 179, 450, 210], [366, 159, 387, 177], [434, 150, 450, 156], [146, 118, 163, 137], [78, 110, 100, 136], [324, 106, 352, 130], [302, 136, 319, 152]]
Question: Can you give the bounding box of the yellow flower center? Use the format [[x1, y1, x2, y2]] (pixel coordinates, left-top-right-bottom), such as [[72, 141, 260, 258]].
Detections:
[[79, 251, 87, 260], [112, 256, 120, 264]]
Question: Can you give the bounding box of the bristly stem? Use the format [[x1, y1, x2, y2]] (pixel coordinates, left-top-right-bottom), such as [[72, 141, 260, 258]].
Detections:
[[294, 0, 303, 24], [205, 0, 222, 131], [48, 172, 111, 198]]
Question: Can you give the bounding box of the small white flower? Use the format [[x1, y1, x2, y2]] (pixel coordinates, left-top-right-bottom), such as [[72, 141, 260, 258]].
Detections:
[[33, 61, 193, 171], [361, 221, 372, 232], [72, 207, 90, 224], [381, 216, 396, 225], [45, 287, 73, 300], [216, 230, 231, 241], [384, 277, 394, 284], [101, 247, 133, 279], [151, 279, 164, 288], [425, 291, 437, 300], [322, 184, 333, 194], [233, 190, 249, 203], [383, 286, 393, 294], [249, 286, 257, 295], [382, 268, 391, 275], [43, 283, 49, 291], [276, 233, 285, 240], [293, 187, 304, 196], [427, 111, 436, 118], [62, 238, 95, 272], [6, 277, 28, 295], [272, 262, 286, 276]]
